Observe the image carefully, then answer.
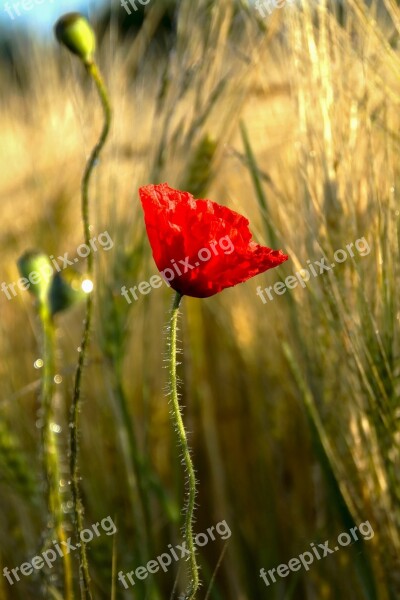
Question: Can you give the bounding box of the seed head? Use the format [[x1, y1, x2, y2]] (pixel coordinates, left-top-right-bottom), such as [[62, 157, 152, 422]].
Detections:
[[55, 13, 96, 65]]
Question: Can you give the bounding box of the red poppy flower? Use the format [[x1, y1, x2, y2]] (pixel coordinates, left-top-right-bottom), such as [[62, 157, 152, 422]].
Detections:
[[139, 183, 288, 298]]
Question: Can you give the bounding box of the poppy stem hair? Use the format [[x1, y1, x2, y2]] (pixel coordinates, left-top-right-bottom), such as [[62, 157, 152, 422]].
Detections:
[[55, 13, 112, 599], [168, 291, 200, 599]]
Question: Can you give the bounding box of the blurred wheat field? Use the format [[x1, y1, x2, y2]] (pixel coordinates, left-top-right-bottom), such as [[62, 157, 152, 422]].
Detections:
[[0, 0, 399, 598]]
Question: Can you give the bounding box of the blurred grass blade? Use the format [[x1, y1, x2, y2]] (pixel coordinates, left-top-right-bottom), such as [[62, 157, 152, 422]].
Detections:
[[240, 119, 280, 248], [282, 342, 379, 600]]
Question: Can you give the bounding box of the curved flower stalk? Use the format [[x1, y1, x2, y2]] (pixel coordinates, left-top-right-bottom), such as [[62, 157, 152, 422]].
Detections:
[[55, 13, 112, 599], [139, 183, 288, 599], [168, 291, 199, 600]]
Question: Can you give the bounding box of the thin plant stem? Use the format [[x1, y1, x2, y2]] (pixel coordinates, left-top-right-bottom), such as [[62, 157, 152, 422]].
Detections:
[[107, 364, 162, 599], [204, 543, 228, 600], [39, 301, 74, 600], [109, 367, 150, 554], [168, 292, 200, 600], [69, 59, 111, 600]]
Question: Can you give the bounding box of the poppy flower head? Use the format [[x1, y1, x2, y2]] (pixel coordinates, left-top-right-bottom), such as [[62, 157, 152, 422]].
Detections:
[[139, 183, 288, 298]]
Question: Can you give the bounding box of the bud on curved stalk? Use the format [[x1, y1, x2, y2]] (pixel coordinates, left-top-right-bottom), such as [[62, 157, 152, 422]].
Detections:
[[17, 251, 74, 600], [55, 12, 96, 65], [54, 12, 112, 600]]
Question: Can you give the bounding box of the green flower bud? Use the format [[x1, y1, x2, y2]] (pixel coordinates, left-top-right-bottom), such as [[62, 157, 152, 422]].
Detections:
[[54, 13, 96, 65], [17, 251, 54, 303], [49, 271, 88, 316]]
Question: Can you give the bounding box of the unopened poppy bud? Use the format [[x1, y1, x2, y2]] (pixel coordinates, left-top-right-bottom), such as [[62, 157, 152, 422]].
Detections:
[[49, 271, 88, 316], [17, 251, 54, 303], [54, 13, 96, 65]]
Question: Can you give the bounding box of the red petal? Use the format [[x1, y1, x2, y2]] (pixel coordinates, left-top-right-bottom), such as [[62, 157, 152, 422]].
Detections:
[[139, 183, 288, 298]]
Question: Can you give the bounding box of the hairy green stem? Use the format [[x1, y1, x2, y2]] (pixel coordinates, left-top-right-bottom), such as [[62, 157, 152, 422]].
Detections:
[[69, 60, 111, 600], [168, 292, 200, 600], [39, 302, 74, 600]]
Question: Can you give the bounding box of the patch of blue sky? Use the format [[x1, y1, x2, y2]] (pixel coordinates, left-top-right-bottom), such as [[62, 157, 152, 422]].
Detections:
[[0, 0, 107, 36]]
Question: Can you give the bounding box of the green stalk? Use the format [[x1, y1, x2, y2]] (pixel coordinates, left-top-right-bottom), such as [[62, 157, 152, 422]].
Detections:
[[109, 364, 151, 557], [168, 292, 199, 600], [69, 59, 111, 600], [39, 301, 74, 600]]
